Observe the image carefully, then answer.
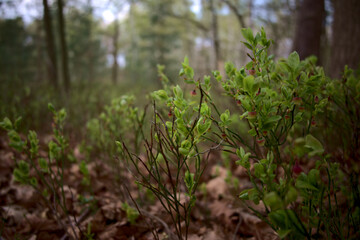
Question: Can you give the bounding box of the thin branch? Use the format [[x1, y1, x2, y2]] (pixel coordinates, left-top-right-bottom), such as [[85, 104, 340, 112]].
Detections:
[[220, 0, 246, 28], [164, 12, 209, 32]]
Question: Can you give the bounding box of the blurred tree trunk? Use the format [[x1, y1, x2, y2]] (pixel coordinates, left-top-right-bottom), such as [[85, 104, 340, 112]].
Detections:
[[248, 0, 253, 28], [57, 0, 71, 93], [112, 19, 119, 84], [42, 0, 58, 88], [209, 0, 221, 70], [35, 20, 44, 82], [87, 0, 94, 82], [330, 0, 360, 78], [129, 0, 136, 80], [292, 0, 325, 62]]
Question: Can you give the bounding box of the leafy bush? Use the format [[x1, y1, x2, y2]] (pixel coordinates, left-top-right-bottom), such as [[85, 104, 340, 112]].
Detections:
[[122, 28, 360, 239], [121, 63, 217, 239], [0, 80, 139, 137], [174, 28, 360, 239], [85, 95, 146, 160], [1, 104, 84, 239]]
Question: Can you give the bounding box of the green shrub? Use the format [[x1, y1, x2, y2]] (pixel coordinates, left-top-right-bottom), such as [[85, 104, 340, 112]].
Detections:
[[121, 61, 218, 239], [0, 104, 91, 240], [175, 28, 360, 239]]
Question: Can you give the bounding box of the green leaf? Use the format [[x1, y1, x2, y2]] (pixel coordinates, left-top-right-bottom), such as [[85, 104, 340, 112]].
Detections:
[[235, 147, 251, 168], [294, 112, 303, 122], [13, 169, 27, 184], [18, 160, 30, 175], [152, 90, 168, 101], [281, 86, 292, 100], [185, 66, 194, 79], [30, 177, 38, 187], [183, 56, 189, 65], [181, 139, 191, 150], [79, 161, 89, 176], [241, 28, 254, 43], [285, 187, 298, 204], [115, 141, 123, 152], [305, 134, 324, 156], [185, 170, 195, 193], [179, 147, 189, 156], [38, 158, 49, 172], [13, 160, 30, 184], [269, 210, 288, 229], [295, 179, 318, 191], [181, 56, 194, 79], [307, 169, 320, 186], [248, 128, 257, 137], [121, 202, 139, 225], [243, 75, 255, 94], [236, 147, 245, 158], [245, 61, 254, 70], [267, 151, 274, 162], [174, 108, 182, 119], [173, 85, 183, 99], [28, 130, 39, 156], [200, 103, 211, 117], [288, 51, 300, 70], [286, 209, 306, 235], [204, 75, 211, 85], [180, 140, 192, 155], [225, 62, 235, 75], [220, 110, 231, 126], [254, 33, 261, 46], [239, 189, 250, 200], [0, 117, 13, 131], [264, 115, 282, 124], [248, 189, 260, 204], [220, 111, 229, 123], [8, 130, 26, 152], [243, 42, 253, 50], [197, 118, 211, 135], [253, 163, 264, 178], [277, 229, 292, 239], [58, 109, 67, 122], [48, 103, 55, 113], [263, 192, 282, 210], [14, 117, 22, 130], [48, 141, 61, 160], [262, 115, 282, 130]]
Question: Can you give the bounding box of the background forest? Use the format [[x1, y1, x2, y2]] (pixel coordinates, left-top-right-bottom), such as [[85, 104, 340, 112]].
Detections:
[[0, 0, 359, 130], [1, 0, 360, 240]]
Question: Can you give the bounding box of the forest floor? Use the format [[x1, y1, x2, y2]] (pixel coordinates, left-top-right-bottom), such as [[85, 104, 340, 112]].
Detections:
[[0, 134, 278, 240]]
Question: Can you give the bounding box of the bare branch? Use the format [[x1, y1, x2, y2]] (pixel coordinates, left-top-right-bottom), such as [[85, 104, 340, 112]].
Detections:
[[164, 12, 209, 32], [220, 0, 246, 28]]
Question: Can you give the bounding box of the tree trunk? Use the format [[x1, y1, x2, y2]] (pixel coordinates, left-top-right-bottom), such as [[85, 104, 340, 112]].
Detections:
[[43, 0, 58, 88], [248, 0, 253, 28], [330, 0, 360, 78], [57, 0, 71, 93], [35, 20, 44, 82], [87, 0, 94, 82], [112, 19, 119, 84], [129, 0, 136, 79], [209, 0, 221, 70], [292, 0, 325, 62]]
